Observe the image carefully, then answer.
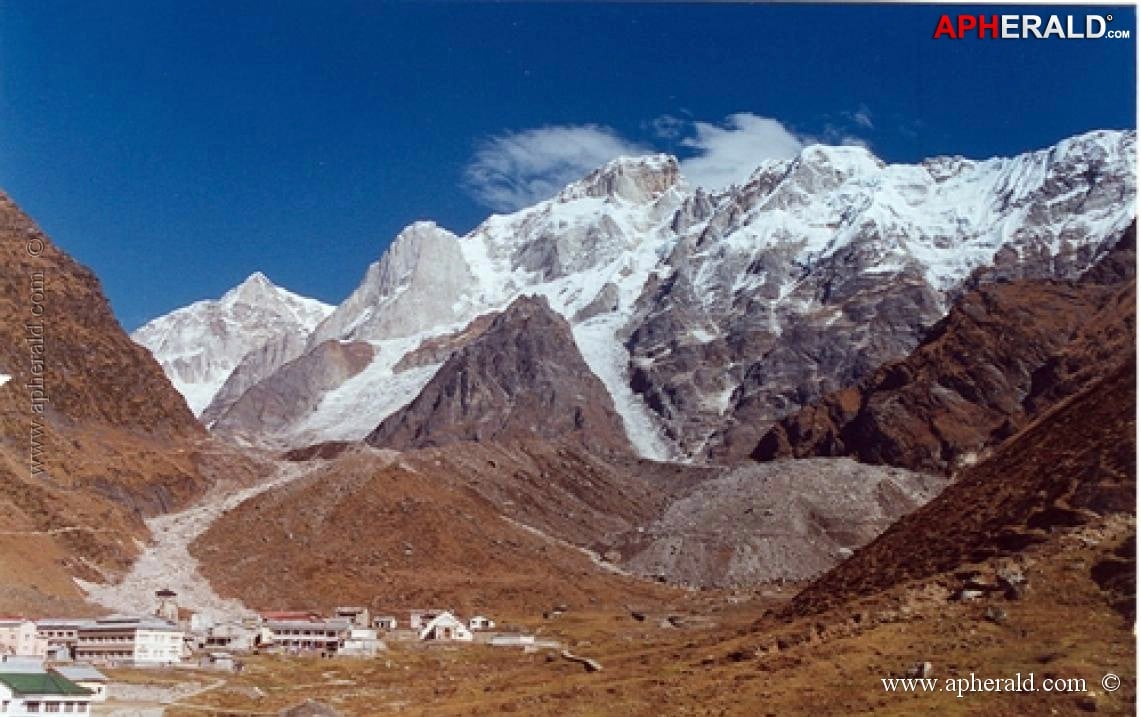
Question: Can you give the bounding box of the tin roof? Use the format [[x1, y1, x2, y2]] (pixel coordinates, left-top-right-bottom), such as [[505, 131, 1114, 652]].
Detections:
[[0, 671, 92, 697], [53, 665, 108, 683]]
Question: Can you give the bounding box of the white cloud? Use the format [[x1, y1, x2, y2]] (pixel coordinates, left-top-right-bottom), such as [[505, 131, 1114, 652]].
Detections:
[[462, 112, 873, 210], [851, 104, 874, 129], [678, 113, 804, 191], [462, 125, 649, 212]]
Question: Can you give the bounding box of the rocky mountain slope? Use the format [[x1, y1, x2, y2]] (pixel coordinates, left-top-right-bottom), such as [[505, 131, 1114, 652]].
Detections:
[[366, 296, 632, 456], [139, 130, 1135, 460], [786, 315, 1134, 618], [0, 191, 259, 615], [752, 222, 1135, 473], [209, 339, 376, 440], [193, 437, 945, 611], [131, 272, 332, 416], [615, 459, 946, 587]]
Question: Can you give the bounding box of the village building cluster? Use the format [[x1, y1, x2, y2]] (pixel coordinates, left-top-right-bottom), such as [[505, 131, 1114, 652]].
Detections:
[[0, 589, 506, 712]]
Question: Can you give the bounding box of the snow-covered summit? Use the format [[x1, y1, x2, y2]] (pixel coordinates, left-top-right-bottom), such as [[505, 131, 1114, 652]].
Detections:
[[132, 273, 333, 416], [140, 129, 1136, 457], [558, 153, 682, 204], [306, 222, 474, 346]]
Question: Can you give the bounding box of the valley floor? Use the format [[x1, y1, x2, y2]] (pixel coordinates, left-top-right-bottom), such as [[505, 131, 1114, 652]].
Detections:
[[96, 514, 1133, 717]]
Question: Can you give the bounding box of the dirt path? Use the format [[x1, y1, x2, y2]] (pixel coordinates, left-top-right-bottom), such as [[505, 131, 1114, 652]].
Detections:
[[500, 515, 639, 578], [77, 460, 312, 623], [0, 526, 118, 536]]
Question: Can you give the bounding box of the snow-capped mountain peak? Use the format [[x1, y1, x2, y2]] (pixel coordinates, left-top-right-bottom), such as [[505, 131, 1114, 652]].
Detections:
[[220, 270, 274, 303], [217, 271, 332, 325], [139, 129, 1135, 460], [132, 274, 333, 416], [558, 153, 682, 204], [306, 221, 474, 347]]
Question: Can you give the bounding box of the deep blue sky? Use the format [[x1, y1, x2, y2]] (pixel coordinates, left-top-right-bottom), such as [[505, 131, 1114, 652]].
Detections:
[[1, 3, 1135, 330]]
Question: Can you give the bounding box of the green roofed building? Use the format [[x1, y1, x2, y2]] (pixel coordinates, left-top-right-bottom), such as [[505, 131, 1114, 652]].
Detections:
[[0, 669, 94, 715]]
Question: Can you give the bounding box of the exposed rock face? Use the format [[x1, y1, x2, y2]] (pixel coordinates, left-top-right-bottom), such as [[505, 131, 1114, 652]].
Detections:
[[199, 330, 310, 427], [573, 282, 621, 322], [787, 338, 1135, 617], [132, 272, 332, 415], [564, 153, 681, 204], [752, 223, 1135, 474], [367, 296, 632, 456], [135, 130, 1136, 457], [638, 133, 1136, 461], [1026, 226, 1136, 414], [615, 459, 947, 586], [0, 191, 220, 613], [306, 222, 476, 345], [210, 340, 374, 439], [280, 701, 342, 717], [391, 312, 496, 373]]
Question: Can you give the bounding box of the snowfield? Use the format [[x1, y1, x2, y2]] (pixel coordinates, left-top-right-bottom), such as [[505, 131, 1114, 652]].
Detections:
[[133, 130, 1136, 457]]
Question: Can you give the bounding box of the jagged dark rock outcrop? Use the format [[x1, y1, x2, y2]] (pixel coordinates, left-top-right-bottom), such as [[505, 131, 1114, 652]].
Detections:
[[787, 347, 1135, 617], [367, 294, 629, 454], [752, 224, 1135, 474], [367, 295, 632, 455]]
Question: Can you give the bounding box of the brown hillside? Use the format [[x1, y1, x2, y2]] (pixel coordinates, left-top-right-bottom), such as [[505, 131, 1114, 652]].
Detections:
[[191, 445, 685, 616], [0, 190, 254, 615], [785, 344, 1134, 618]]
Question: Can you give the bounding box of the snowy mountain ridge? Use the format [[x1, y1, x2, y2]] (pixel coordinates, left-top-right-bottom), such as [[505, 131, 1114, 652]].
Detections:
[[132, 272, 333, 416], [136, 129, 1136, 458]]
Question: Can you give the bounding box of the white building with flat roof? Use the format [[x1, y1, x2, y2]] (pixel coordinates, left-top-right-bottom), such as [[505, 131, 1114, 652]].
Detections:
[[263, 620, 351, 654], [35, 620, 80, 660], [75, 617, 184, 666], [338, 628, 383, 657], [373, 615, 398, 631], [53, 665, 108, 702], [468, 616, 496, 631]]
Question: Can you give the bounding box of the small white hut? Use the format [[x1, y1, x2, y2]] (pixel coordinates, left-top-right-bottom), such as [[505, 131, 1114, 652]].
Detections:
[[418, 612, 472, 642], [468, 616, 496, 631]]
